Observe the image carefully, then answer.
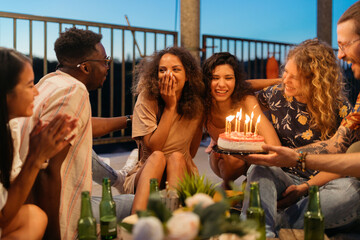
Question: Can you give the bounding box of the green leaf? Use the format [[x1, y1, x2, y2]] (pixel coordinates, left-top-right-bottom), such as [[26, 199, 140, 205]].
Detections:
[[193, 201, 229, 238], [219, 219, 258, 237], [146, 193, 172, 222], [196, 201, 229, 223], [118, 222, 133, 233], [136, 210, 154, 218], [176, 173, 217, 206]]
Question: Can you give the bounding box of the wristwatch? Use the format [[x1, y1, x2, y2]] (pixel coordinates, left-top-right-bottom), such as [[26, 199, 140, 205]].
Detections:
[[126, 115, 132, 128]]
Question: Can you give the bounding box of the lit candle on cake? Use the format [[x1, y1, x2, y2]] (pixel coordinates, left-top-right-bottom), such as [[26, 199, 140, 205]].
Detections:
[[245, 114, 250, 135], [255, 115, 261, 135], [238, 108, 242, 132], [226, 115, 235, 134], [235, 111, 241, 132], [249, 111, 254, 133]]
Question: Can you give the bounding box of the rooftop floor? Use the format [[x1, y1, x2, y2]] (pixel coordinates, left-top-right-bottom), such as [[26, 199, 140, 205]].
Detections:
[[91, 138, 245, 196]]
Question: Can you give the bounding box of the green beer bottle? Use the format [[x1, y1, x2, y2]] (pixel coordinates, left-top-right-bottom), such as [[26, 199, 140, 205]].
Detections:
[[78, 191, 97, 240], [100, 178, 117, 240], [304, 185, 324, 240], [149, 178, 159, 193], [246, 181, 266, 240]]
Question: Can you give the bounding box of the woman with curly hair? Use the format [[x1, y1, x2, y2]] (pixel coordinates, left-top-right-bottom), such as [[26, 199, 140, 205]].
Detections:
[[242, 39, 360, 238], [261, 38, 351, 144], [202, 52, 281, 189], [124, 47, 205, 213]]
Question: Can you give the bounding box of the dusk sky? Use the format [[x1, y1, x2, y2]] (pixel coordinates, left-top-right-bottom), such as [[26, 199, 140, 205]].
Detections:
[[1, 0, 358, 49]]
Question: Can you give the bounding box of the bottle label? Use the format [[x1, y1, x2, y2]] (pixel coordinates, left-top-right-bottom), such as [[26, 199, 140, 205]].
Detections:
[[100, 215, 117, 238]]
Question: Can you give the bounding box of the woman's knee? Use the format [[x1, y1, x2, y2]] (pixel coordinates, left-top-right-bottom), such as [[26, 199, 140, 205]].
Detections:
[[167, 152, 186, 168], [3, 204, 47, 239], [147, 151, 166, 168], [24, 204, 48, 229]]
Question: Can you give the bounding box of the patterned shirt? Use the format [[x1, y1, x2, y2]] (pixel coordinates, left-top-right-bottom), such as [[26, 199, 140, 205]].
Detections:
[[341, 93, 360, 130], [18, 70, 93, 240], [257, 84, 352, 178]]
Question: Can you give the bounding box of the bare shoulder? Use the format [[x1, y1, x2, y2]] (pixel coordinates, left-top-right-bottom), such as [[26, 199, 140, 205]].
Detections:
[[240, 95, 261, 112]]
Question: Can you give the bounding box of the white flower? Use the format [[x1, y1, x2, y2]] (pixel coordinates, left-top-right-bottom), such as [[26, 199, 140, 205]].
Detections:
[[167, 212, 200, 240], [133, 216, 164, 240], [185, 193, 214, 208]]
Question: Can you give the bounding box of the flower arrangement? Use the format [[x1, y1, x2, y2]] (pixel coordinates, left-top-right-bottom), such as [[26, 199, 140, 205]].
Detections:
[[120, 175, 258, 240], [176, 173, 218, 206]]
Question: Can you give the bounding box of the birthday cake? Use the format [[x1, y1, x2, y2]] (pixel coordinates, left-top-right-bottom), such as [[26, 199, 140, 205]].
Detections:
[[217, 132, 265, 152]]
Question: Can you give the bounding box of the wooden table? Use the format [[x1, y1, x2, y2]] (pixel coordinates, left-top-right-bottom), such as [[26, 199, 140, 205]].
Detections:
[[279, 229, 329, 240], [103, 227, 331, 240]]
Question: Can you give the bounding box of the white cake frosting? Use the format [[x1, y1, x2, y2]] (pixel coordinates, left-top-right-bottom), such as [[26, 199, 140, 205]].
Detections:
[[217, 132, 265, 152]]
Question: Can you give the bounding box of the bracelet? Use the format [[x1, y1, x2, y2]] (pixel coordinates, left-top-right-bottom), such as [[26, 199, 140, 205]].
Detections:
[[296, 151, 307, 172], [303, 182, 310, 196], [303, 181, 310, 189]]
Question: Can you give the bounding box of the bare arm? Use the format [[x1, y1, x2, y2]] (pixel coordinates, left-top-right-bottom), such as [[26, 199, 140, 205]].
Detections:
[[92, 116, 130, 138], [0, 153, 44, 227], [245, 144, 360, 177], [243, 95, 281, 146], [305, 153, 360, 177], [297, 126, 359, 154], [0, 115, 76, 227], [143, 107, 176, 151], [307, 172, 342, 186], [277, 170, 342, 209], [30, 145, 71, 239], [246, 78, 282, 91], [190, 122, 204, 158], [143, 71, 177, 152]]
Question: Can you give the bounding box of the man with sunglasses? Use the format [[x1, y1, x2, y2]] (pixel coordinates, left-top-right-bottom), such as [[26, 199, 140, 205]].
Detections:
[[18, 27, 133, 240]]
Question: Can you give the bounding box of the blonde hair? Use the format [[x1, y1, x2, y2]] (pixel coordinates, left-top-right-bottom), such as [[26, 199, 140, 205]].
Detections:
[[286, 39, 346, 140]]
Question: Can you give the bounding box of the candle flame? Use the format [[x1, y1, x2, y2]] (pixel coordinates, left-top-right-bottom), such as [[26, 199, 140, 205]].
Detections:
[[226, 115, 235, 122], [256, 115, 261, 123], [245, 114, 250, 123], [251, 111, 254, 118]]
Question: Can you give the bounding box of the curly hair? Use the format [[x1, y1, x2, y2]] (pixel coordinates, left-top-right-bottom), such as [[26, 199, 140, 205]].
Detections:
[[286, 38, 347, 140], [54, 27, 102, 67], [338, 1, 360, 36], [0, 47, 31, 189], [202, 52, 253, 125], [132, 47, 204, 119]]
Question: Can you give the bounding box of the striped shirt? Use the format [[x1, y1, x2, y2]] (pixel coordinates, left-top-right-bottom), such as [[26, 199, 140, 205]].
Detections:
[[18, 70, 92, 240]]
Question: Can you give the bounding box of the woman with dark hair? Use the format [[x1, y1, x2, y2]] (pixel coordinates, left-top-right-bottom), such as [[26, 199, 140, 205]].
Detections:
[[202, 52, 280, 188], [124, 47, 205, 213], [0, 47, 76, 239]]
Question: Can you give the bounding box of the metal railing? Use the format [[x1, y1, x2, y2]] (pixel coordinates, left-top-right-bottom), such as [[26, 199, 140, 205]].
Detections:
[[2, 12, 358, 144], [0, 11, 178, 144], [202, 34, 295, 79], [202, 34, 359, 105]]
